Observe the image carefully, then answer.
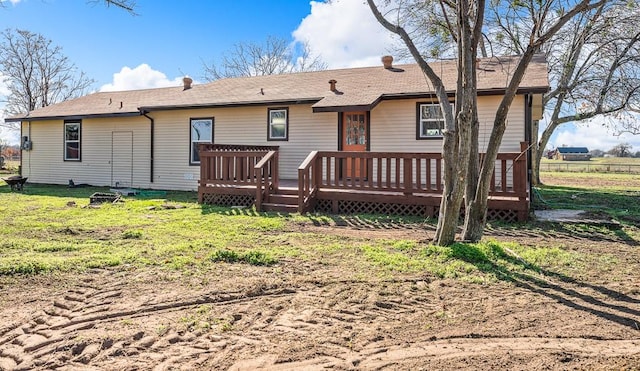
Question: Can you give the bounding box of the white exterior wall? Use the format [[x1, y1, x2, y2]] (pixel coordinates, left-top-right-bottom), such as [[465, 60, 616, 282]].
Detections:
[[370, 95, 525, 152], [20, 95, 526, 191], [368, 95, 525, 188], [151, 105, 337, 190], [21, 117, 151, 187]]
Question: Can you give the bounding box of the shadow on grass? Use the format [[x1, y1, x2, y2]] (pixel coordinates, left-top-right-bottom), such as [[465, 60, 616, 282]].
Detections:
[[0, 183, 199, 203], [487, 220, 639, 247], [199, 204, 435, 230], [535, 185, 640, 227], [452, 242, 640, 330]]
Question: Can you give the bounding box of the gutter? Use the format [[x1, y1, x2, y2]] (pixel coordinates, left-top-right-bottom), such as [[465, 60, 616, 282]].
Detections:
[[139, 98, 322, 112], [141, 110, 155, 184], [4, 111, 141, 123]]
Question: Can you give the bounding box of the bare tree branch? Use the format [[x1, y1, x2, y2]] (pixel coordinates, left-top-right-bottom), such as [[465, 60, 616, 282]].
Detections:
[[0, 29, 95, 130], [87, 0, 137, 15], [202, 36, 326, 81], [1, 0, 137, 14]]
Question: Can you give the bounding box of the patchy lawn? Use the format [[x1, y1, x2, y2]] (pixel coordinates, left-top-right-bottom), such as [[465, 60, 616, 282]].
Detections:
[[0, 180, 639, 369]]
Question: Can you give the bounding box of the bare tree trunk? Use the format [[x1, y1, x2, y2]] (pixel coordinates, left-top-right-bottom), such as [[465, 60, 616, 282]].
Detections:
[[530, 120, 542, 185], [463, 50, 537, 242], [434, 0, 479, 246], [365, 0, 460, 245], [434, 129, 463, 245]]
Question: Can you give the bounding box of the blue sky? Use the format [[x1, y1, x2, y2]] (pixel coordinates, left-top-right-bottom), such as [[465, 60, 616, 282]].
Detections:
[[0, 1, 317, 87], [1, 0, 638, 152]]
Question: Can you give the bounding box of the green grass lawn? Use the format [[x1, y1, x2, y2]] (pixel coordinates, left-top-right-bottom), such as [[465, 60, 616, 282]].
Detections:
[[536, 171, 640, 225], [0, 181, 632, 284], [540, 157, 640, 173]]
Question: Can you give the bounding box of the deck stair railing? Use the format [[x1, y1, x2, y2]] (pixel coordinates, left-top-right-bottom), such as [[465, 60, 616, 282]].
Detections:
[[197, 144, 279, 204]]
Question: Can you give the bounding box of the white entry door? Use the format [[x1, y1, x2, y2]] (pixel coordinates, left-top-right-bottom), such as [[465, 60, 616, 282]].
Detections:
[[111, 131, 133, 188]]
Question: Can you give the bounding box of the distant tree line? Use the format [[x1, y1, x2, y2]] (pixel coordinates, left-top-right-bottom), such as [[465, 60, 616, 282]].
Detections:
[[589, 143, 640, 158], [0, 141, 20, 160]]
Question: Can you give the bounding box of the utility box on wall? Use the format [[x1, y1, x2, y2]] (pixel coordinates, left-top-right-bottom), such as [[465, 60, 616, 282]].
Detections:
[[21, 136, 32, 151]]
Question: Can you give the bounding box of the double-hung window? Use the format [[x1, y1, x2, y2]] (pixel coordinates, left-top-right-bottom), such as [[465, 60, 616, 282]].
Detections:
[[417, 103, 450, 139], [267, 108, 288, 141], [190, 118, 213, 165], [64, 121, 81, 161]]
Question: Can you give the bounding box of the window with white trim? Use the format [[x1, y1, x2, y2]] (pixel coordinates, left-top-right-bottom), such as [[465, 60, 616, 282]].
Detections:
[[64, 121, 81, 161], [190, 118, 213, 164], [417, 103, 450, 139], [268, 108, 288, 141]]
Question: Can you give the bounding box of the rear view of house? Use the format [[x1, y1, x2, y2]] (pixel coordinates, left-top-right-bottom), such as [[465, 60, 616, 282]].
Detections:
[[6, 55, 549, 221]]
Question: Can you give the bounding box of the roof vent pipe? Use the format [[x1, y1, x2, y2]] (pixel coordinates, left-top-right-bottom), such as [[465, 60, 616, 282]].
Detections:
[[329, 79, 337, 91], [382, 55, 393, 69], [183, 76, 193, 90]]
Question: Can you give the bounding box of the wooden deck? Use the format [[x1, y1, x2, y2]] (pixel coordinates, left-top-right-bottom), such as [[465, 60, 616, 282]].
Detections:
[[197, 143, 530, 222]]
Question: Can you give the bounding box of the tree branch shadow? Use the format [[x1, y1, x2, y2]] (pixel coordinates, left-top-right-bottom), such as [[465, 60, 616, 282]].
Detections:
[[448, 242, 640, 330]]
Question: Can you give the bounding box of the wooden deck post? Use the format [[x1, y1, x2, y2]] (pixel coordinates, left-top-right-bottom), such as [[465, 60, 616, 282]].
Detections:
[[403, 157, 413, 195]]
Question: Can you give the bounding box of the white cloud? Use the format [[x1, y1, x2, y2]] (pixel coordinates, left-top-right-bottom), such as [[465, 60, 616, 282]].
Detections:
[[9, 0, 21, 5], [293, 0, 400, 68], [100, 64, 184, 92], [550, 116, 640, 152]]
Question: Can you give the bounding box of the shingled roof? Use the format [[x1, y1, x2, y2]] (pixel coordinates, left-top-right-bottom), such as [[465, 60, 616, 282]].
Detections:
[[6, 55, 549, 122]]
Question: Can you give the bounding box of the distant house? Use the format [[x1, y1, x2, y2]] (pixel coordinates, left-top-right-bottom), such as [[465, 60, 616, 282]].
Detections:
[[554, 147, 591, 161]]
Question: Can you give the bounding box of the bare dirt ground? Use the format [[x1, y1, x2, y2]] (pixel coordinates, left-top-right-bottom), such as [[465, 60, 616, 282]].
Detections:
[[1, 174, 639, 370]]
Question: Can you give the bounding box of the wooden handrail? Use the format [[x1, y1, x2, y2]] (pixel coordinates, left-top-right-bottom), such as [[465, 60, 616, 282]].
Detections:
[[298, 151, 319, 213], [199, 143, 280, 152], [254, 150, 279, 211]]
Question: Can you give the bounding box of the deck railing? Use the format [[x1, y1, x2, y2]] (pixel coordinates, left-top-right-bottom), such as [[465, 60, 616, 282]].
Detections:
[[298, 151, 320, 213], [255, 151, 279, 210], [199, 150, 269, 187], [198, 144, 280, 204], [299, 144, 528, 201], [199, 144, 280, 152], [200, 142, 528, 217], [307, 151, 444, 194]]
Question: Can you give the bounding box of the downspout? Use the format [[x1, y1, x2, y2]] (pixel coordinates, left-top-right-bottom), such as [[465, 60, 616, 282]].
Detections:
[[524, 94, 533, 207], [19, 121, 24, 176], [21, 120, 31, 177], [141, 110, 154, 184]]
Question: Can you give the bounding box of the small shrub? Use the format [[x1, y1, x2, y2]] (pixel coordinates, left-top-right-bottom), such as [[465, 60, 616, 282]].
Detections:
[[241, 250, 276, 266], [0, 260, 51, 275], [209, 249, 240, 263], [208, 249, 276, 266], [122, 230, 143, 239]]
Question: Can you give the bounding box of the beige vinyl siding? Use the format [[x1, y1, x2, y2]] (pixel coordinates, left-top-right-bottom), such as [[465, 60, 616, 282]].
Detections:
[[21, 117, 150, 187], [369, 95, 526, 188], [20, 95, 526, 191], [214, 105, 337, 181], [152, 104, 337, 190], [370, 95, 525, 153]]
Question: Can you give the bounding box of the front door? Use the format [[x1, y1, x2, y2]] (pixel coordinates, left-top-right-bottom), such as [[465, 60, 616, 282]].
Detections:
[[342, 112, 368, 179], [111, 131, 133, 188]]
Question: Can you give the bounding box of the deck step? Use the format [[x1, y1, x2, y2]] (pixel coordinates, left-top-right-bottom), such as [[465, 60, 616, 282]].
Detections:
[[262, 203, 298, 213], [268, 194, 299, 205], [276, 187, 298, 196]]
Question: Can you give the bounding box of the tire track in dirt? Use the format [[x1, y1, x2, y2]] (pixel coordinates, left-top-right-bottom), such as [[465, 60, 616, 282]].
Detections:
[[2, 270, 639, 370], [229, 337, 640, 370], [0, 274, 295, 370], [0, 278, 126, 370]]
